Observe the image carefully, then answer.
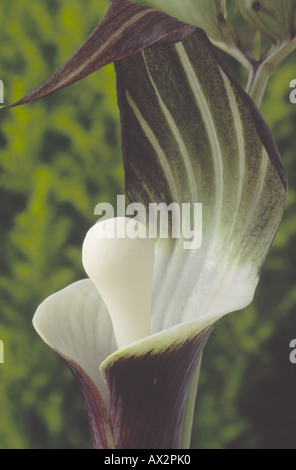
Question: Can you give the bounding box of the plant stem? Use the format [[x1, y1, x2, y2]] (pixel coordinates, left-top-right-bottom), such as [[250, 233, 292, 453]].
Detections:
[[215, 40, 253, 73], [246, 37, 296, 107], [180, 355, 203, 449]]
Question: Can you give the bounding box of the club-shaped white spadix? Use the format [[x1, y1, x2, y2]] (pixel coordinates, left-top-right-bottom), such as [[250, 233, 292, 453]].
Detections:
[[82, 217, 155, 349]]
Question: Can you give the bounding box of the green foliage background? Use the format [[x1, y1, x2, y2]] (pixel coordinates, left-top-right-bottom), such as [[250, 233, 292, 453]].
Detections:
[[0, 0, 295, 449]]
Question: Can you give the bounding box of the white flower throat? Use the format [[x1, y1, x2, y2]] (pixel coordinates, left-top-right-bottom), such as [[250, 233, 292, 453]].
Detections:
[[82, 217, 155, 349]]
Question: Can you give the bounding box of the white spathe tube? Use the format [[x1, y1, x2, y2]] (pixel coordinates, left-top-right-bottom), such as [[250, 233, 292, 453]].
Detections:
[[82, 217, 155, 349]]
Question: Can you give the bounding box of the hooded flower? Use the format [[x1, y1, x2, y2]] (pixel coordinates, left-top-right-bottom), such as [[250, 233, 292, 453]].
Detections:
[[5, 0, 287, 449]]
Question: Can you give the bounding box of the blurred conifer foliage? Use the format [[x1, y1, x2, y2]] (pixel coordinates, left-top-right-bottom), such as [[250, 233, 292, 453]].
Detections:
[[0, 0, 123, 448], [0, 0, 295, 449]]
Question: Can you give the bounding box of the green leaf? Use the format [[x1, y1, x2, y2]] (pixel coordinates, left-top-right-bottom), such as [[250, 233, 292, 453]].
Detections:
[[240, 0, 296, 44], [129, 0, 233, 41], [129, 0, 252, 68]]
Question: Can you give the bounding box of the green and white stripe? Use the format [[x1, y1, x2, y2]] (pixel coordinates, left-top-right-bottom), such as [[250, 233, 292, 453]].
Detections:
[[117, 28, 287, 332]]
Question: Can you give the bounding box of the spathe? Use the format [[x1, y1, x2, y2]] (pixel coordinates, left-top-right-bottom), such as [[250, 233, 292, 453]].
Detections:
[[2, 0, 195, 109], [5, 0, 288, 449]]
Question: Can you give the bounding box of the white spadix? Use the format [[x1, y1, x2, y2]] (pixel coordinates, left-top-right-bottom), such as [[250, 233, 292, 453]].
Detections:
[[82, 217, 155, 349]]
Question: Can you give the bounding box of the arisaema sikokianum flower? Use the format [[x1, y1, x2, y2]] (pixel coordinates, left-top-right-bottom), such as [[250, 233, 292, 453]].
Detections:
[[4, 0, 288, 449]]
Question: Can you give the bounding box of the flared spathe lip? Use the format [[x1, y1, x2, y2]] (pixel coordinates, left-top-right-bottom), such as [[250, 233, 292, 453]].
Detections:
[[32, 250, 256, 419], [32, 276, 216, 449], [32, 277, 216, 387]]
